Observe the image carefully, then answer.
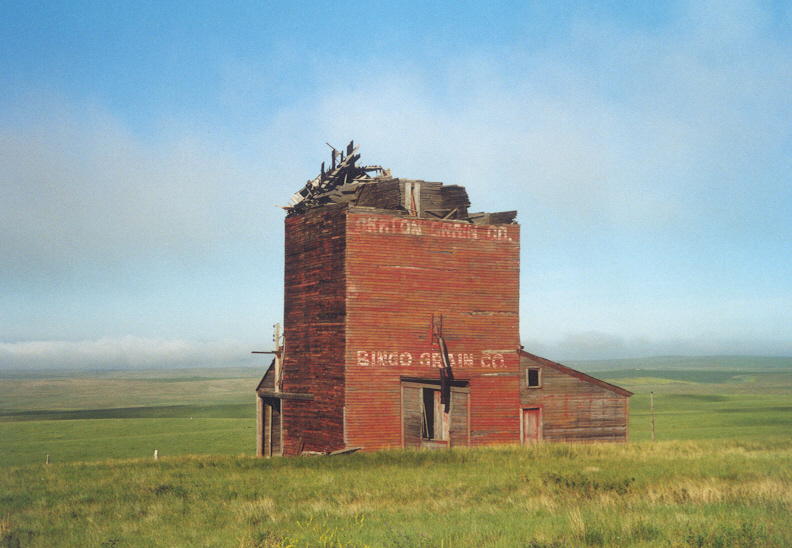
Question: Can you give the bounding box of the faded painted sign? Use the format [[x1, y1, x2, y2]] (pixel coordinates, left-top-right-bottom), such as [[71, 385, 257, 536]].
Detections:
[[354, 350, 511, 369], [354, 216, 515, 242]]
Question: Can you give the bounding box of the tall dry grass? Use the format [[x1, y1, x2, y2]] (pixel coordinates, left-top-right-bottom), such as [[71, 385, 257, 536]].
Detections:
[[2, 439, 790, 547]]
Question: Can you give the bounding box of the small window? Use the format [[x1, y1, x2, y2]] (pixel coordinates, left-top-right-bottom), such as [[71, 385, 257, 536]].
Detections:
[[526, 368, 541, 388]]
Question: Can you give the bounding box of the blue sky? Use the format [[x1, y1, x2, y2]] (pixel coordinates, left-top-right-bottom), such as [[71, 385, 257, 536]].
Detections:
[[1, 1, 791, 368]]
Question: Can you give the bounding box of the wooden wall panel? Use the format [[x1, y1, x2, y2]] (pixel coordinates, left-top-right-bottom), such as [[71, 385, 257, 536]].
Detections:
[[402, 385, 422, 448], [468, 375, 521, 445], [449, 389, 469, 447], [344, 210, 521, 451]]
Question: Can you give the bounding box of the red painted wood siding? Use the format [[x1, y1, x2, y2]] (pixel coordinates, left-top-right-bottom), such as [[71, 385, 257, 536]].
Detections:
[[281, 204, 347, 455], [344, 210, 521, 450]]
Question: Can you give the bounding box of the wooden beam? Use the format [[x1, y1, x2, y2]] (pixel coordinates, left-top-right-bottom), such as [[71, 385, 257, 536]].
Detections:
[[257, 390, 313, 401], [256, 395, 264, 457], [265, 403, 273, 458]]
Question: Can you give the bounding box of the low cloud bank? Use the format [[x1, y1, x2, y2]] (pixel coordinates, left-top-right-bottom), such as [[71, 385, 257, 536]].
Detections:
[[2, 333, 789, 371], [523, 331, 792, 361], [0, 337, 255, 370]]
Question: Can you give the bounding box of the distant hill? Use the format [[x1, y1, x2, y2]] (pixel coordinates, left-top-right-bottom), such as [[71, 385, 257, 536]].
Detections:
[[0, 366, 262, 380], [567, 355, 792, 372]]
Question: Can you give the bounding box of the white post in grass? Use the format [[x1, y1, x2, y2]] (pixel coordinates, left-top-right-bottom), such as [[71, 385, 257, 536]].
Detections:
[[45, 453, 49, 465], [650, 391, 656, 442], [154, 449, 159, 460]]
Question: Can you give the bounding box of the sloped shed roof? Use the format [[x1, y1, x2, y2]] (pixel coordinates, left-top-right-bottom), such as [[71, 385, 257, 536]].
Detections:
[[520, 350, 633, 397]]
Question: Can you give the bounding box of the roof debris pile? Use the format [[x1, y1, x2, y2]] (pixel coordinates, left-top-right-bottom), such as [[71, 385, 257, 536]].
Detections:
[[286, 141, 516, 225]]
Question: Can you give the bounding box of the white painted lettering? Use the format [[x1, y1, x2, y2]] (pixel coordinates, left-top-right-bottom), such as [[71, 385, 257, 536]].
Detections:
[[352, 349, 512, 370], [356, 215, 514, 242]]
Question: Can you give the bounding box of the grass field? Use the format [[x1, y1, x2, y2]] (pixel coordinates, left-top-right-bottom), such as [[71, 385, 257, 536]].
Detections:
[[1, 357, 791, 546], [2, 440, 790, 547], [0, 368, 260, 467]]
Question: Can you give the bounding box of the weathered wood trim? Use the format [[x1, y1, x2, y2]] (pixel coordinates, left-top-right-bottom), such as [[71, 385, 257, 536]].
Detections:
[[278, 400, 285, 456], [519, 406, 523, 445], [400, 378, 470, 391], [625, 398, 630, 442], [256, 395, 264, 457], [520, 405, 544, 444], [264, 403, 272, 457], [467, 391, 471, 446], [400, 384, 405, 449], [255, 359, 275, 391], [524, 366, 543, 388], [343, 406, 348, 447]]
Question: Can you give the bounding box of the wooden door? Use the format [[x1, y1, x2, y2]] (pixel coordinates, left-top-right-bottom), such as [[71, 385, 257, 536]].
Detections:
[[449, 389, 469, 447], [522, 408, 542, 444], [402, 385, 422, 448]]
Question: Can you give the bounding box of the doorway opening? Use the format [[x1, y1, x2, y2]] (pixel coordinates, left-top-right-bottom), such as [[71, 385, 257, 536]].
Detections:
[[401, 379, 469, 449], [421, 388, 449, 441], [260, 398, 282, 457]]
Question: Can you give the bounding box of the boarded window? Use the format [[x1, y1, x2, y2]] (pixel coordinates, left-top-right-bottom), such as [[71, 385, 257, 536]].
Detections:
[[527, 368, 541, 388]]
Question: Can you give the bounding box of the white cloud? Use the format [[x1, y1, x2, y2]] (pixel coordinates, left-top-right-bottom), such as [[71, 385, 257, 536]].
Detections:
[[524, 330, 792, 361], [250, 5, 791, 238], [0, 99, 276, 277], [4, 5, 789, 278]]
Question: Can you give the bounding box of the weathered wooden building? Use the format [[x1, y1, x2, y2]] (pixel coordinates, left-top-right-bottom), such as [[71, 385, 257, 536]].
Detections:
[[519, 351, 632, 443], [256, 143, 631, 456]]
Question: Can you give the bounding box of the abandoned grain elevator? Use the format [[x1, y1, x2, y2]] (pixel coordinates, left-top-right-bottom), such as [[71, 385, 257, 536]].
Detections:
[[256, 143, 631, 456]]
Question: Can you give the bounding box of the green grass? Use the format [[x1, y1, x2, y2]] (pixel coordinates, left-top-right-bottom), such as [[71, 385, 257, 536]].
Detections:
[[0, 403, 252, 421], [1, 440, 790, 547], [0, 370, 261, 412], [599, 368, 792, 389], [628, 392, 792, 441], [0, 368, 262, 467], [0, 400, 256, 468], [597, 364, 792, 442], [0, 417, 254, 466]]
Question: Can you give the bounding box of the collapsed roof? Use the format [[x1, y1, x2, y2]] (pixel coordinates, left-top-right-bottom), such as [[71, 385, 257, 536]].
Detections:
[[286, 141, 517, 225]]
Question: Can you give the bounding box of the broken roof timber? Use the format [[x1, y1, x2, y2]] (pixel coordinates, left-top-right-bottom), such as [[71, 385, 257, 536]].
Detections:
[[284, 142, 517, 225]]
